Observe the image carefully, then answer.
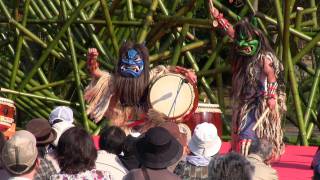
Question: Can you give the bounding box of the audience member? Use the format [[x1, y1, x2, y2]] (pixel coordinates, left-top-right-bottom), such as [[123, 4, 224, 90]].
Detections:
[[50, 127, 112, 180], [47, 106, 75, 172], [124, 127, 182, 180], [0, 132, 9, 177], [246, 138, 278, 180], [1, 130, 40, 180], [118, 135, 141, 170], [160, 122, 188, 172], [26, 118, 57, 180], [96, 126, 128, 180], [208, 152, 254, 180], [174, 122, 221, 179]]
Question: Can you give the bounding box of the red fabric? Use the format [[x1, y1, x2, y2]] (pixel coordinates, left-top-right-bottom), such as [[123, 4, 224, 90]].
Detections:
[[220, 142, 317, 180]]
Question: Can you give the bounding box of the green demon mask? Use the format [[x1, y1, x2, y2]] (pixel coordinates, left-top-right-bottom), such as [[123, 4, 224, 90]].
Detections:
[[235, 32, 260, 56]]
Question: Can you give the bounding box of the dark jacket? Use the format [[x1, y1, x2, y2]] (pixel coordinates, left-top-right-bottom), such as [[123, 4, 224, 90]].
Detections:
[[124, 168, 181, 180]]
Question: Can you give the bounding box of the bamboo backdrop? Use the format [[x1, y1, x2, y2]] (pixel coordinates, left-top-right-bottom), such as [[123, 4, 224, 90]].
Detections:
[[0, 0, 319, 144]]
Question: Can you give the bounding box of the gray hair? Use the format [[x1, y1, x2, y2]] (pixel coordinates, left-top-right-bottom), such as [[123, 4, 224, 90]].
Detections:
[[249, 138, 273, 160]]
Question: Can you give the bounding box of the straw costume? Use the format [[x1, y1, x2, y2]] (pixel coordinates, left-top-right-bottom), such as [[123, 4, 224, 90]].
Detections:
[[209, 2, 286, 158]]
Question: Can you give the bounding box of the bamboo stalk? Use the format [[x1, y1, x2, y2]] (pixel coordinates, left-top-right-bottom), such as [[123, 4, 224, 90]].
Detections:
[[274, 0, 284, 40], [30, 76, 88, 92], [310, 0, 318, 28], [62, 0, 90, 131], [137, 0, 158, 43], [9, 0, 31, 98], [255, 12, 320, 46], [150, 40, 208, 62], [18, 0, 94, 91], [127, 0, 135, 20], [171, 12, 192, 65], [100, 0, 119, 57], [304, 49, 320, 138], [290, 7, 317, 19], [292, 32, 320, 64], [294, 7, 303, 45]]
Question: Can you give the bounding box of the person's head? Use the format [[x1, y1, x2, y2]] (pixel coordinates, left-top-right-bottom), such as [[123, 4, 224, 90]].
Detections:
[[51, 121, 74, 147], [234, 17, 273, 57], [56, 127, 97, 174], [26, 118, 57, 146], [99, 126, 126, 155], [114, 41, 150, 107], [49, 106, 74, 125], [1, 130, 39, 177], [249, 138, 273, 161], [188, 122, 221, 157], [209, 152, 254, 180], [136, 127, 183, 169]]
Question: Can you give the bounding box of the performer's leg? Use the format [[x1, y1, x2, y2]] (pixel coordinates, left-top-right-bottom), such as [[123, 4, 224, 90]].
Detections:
[[238, 110, 258, 156]]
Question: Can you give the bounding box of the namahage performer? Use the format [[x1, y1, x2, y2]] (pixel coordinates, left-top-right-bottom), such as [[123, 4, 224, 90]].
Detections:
[[84, 41, 196, 131], [209, 1, 286, 158]]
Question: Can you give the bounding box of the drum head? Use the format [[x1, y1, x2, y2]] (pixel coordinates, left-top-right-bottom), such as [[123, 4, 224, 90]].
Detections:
[[149, 73, 197, 120]]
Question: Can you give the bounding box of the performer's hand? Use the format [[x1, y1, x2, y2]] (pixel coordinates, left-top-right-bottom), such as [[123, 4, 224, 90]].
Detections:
[[175, 66, 197, 84], [208, 0, 220, 18], [87, 48, 100, 77], [267, 98, 276, 110]]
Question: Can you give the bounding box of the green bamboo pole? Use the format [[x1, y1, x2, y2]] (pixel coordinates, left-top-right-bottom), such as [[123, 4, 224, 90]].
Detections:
[[150, 40, 208, 62], [137, 0, 158, 43], [70, 0, 112, 60], [30, 76, 88, 92], [0, 88, 80, 106], [244, 0, 268, 35], [310, 0, 318, 28], [185, 51, 218, 103], [0, 0, 64, 59], [100, 0, 119, 57], [290, 7, 317, 19], [212, 0, 238, 21], [196, 65, 231, 77], [171, 12, 192, 65], [284, 0, 307, 145], [0, 73, 50, 118], [62, 0, 89, 131], [255, 12, 320, 46], [304, 49, 320, 139], [127, 0, 135, 20], [18, 0, 95, 91], [215, 56, 225, 109], [9, 0, 31, 98], [294, 7, 303, 45], [292, 32, 320, 64], [274, 0, 284, 40]]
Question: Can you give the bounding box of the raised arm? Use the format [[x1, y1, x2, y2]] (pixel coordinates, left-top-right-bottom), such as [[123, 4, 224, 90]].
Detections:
[[87, 48, 104, 78], [208, 0, 235, 39], [263, 56, 277, 110]]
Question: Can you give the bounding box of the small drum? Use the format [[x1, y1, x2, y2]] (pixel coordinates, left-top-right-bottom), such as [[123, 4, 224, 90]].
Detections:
[[0, 97, 16, 131], [186, 103, 223, 137], [149, 73, 198, 122]]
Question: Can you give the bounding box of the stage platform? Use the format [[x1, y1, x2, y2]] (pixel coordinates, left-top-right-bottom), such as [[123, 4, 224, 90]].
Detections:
[[220, 142, 318, 180]]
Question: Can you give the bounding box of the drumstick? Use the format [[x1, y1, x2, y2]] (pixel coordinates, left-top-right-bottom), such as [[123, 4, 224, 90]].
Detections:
[[252, 108, 270, 131]]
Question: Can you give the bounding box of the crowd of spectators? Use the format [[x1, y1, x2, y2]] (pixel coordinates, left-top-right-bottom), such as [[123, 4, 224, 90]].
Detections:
[[0, 105, 284, 180]]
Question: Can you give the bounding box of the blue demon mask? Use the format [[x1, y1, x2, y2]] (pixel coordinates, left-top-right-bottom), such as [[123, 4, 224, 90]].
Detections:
[[120, 48, 144, 77]]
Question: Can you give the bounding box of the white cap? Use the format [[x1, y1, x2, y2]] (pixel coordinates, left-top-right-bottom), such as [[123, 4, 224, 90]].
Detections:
[[49, 106, 74, 125], [188, 122, 221, 157]]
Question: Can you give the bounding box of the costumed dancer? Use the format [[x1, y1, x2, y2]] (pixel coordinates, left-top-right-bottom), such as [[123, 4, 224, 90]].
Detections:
[[85, 41, 196, 132], [208, 1, 286, 158]]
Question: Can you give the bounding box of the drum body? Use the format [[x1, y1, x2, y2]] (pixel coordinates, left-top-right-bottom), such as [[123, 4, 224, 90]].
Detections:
[[149, 73, 198, 122], [186, 103, 222, 137], [0, 97, 16, 131]]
